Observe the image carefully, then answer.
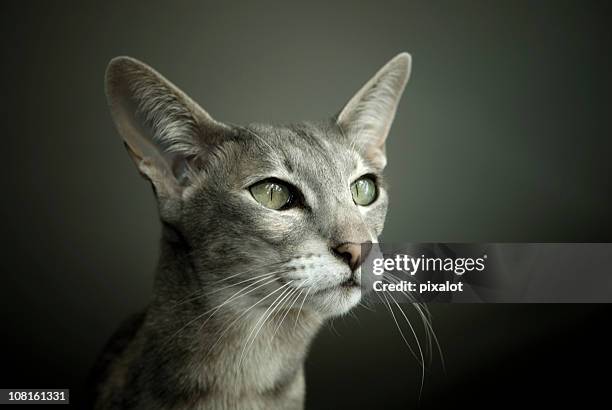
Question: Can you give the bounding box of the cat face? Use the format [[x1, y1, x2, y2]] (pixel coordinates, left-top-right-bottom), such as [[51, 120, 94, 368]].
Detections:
[[105, 54, 410, 318], [180, 122, 389, 317]]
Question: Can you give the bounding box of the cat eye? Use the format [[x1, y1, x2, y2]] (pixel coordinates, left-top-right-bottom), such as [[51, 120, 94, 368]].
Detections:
[[351, 176, 377, 206], [249, 179, 294, 210]]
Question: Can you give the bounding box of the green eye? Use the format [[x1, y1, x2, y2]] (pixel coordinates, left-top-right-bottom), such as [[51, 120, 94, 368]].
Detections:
[[249, 180, 292, 210], [351, 176, 377, 206]]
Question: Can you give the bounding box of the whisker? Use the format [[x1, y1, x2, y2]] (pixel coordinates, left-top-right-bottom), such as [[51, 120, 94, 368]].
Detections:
[[326, 318, 340, 337], [242, 127, 278, 154], [205, 270, 282, 297], [385, 290, 426, 400], [358, 301, 376, 312], [413, 302, 445, 371], [268, 287, 298, 326], [195, 275, 283, 333], [378, 290, 419, 361], [294, 287, 311, 330], [271, 288, 303, 341], [205, 280, 294, 358], [207, 260, 286, 287], [169, 261, 286, 307], [239, 283, 295, 367], [162, 274, 281, 347], [382, 272, 445, 370], [173, 271, 279, 309]]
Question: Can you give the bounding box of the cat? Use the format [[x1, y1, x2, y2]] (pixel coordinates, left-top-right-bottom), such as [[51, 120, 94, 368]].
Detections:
[[90, 52, 411, 410]]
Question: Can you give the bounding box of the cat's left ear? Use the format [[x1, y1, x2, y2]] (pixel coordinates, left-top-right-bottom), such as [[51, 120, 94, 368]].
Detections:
[[336, 53, 411, 169]]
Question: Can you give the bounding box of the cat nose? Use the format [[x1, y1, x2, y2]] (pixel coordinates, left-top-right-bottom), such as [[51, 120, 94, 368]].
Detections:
[[333, 242, 372, 272]]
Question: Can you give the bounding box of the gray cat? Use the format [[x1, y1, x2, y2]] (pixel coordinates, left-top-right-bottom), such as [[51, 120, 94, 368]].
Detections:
[[90, 52, 411, 410]]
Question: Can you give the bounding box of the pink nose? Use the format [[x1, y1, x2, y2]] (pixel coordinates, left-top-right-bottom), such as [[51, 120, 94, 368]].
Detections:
[[333, 242, 371, 272]]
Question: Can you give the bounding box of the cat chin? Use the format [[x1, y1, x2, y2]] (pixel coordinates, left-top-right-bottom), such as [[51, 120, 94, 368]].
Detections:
[[308, 286, 362, 318]]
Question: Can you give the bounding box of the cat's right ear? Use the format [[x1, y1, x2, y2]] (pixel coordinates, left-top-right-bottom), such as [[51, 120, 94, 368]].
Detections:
[[105, 56, 228, 199]]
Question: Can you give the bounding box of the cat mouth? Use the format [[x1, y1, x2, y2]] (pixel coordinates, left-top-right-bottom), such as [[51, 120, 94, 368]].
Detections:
[[314, 277, 360, 295], [341, 278, 359, 288]]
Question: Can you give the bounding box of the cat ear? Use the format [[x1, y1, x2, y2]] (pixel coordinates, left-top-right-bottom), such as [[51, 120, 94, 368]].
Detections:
[[336, 53, 411, 169], [105, 56, 229, 199]]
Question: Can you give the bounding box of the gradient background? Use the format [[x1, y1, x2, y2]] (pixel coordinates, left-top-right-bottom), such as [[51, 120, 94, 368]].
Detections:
[[2, 1, 611, 408]]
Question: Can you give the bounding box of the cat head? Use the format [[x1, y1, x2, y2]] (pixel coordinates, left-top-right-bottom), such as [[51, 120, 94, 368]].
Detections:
[[105, 53, 411, 318]]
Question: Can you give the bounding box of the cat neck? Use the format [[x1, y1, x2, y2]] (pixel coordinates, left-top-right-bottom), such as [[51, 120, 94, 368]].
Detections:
[[149, 229, 324, 394]]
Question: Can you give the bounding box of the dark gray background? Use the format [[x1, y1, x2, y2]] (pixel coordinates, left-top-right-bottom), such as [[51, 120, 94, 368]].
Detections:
[[1, 1, 611, 408]]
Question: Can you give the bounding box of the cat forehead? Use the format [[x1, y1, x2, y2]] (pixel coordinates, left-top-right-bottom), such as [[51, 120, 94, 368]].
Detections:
[[239, 123, 367, 181]]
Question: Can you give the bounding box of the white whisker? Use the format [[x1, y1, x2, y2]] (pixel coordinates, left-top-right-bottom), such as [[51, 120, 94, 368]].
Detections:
[[238, 282, 295, 366], [205, 280, 294, 358], [271, 288, 303, 341], [294, 287, 311, 330], [163, 275, 280, 347], [385, 290, 425, 399]]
